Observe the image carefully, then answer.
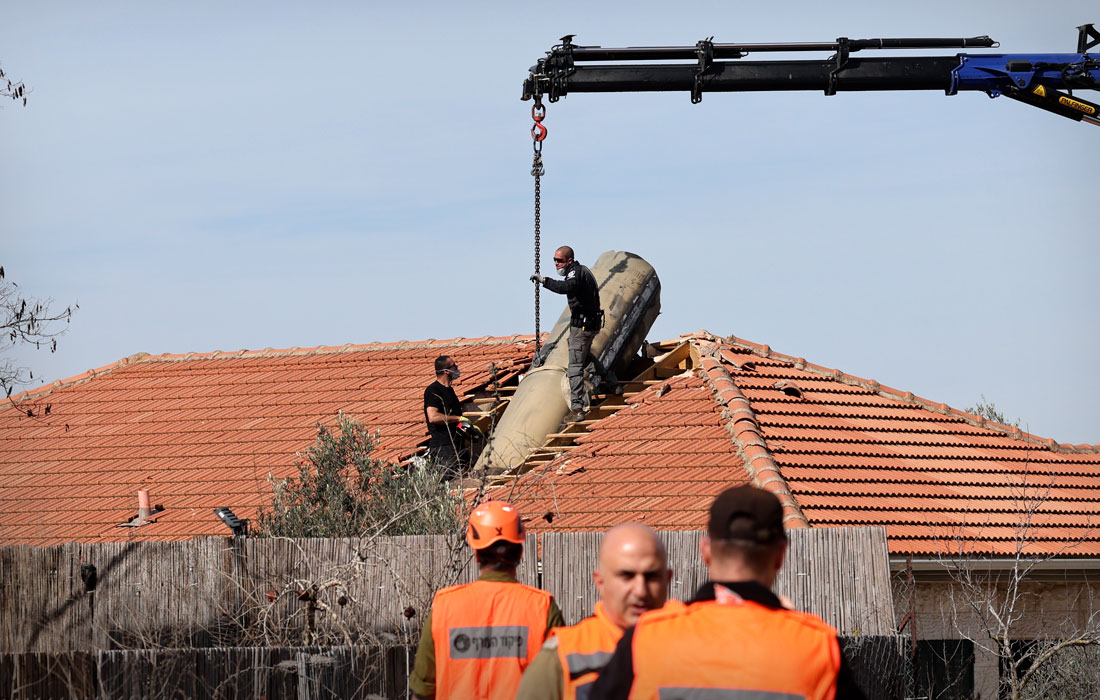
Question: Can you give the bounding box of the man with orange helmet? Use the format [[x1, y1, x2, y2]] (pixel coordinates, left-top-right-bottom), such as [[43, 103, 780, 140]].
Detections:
[[515, 522, 677, 700], [408, 500, 565, 700]]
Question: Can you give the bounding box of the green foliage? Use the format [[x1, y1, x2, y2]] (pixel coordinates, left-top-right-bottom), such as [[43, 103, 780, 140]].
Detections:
[[966, 394, 1020, 428], [257, 413, 464, 538]]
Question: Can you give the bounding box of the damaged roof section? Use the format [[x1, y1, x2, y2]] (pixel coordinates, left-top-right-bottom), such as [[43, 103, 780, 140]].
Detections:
[[505, 332, 1100, 557], [505, 366, 746, 531]]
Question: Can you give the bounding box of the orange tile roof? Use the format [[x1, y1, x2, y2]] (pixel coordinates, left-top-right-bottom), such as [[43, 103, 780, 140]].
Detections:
[[0, 336, 536, 545], [506, 333, 1100, 558], [5, 330, 1099, 559]]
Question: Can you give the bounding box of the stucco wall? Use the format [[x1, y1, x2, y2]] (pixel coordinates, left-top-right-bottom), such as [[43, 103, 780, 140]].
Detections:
[[894, 573, 1100, 698]]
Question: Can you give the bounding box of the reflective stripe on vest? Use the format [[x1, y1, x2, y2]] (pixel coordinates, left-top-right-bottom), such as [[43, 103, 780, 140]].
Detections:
[[629, 599, 840, 700], [566, 649, 614, 678], [431, 579, 552, 700], [552, 601, 624, 700], [553, 600, 686, 700]]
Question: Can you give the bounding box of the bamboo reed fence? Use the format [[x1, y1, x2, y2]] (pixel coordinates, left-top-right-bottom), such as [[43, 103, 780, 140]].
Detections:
[[1, 527, 902, 698]]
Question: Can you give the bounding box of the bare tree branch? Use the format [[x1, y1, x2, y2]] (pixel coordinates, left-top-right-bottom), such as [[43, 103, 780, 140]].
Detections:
[[1, 266, 79, 395], [931, 461, 1100, 699], [0, 63, 30, 107]]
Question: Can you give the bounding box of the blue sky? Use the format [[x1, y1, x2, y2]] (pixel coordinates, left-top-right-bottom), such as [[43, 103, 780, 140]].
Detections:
[[4, 1, 1098, 444]]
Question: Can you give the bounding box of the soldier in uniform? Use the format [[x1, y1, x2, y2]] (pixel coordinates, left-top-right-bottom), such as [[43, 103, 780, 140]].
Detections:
[[409, 501, 565, 700]]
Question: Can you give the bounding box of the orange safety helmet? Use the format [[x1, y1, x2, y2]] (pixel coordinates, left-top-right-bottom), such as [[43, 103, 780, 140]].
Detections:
[[466, 500, 525, 549]]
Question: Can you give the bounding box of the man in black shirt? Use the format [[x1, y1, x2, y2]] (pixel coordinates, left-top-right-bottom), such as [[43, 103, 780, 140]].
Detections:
[[423, 355, 471, 480], [531, 246, 613, 421]]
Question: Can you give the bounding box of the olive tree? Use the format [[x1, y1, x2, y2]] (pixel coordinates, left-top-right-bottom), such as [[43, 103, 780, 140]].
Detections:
[[257, 413, 464, 538]]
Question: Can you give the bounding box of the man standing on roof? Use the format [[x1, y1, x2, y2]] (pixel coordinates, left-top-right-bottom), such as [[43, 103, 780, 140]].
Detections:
[[515, 522, 678, 700], [408, 500, 566, 700], [530, 246, 615, 422], [423, 355, 475, 480], [589, 484, 868, 700]]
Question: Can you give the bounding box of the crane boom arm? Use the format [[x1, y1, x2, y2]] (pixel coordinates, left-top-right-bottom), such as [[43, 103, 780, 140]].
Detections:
[[521, 27, 1100, 125]]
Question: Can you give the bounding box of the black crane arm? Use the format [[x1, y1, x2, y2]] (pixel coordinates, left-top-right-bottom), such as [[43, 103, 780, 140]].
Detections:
[[521, 27, 1100, 125]]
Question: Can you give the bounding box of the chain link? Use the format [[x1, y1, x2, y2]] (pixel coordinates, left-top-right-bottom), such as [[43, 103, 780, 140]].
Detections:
[[531, 99, 547, 355], [533, 159, 542, 354]]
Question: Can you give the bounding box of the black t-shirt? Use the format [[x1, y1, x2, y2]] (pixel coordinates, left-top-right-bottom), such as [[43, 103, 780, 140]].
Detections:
[[423, 381, 462, 447]]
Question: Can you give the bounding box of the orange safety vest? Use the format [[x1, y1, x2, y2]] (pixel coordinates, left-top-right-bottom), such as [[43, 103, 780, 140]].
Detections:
[[553, 600, 687, 700], [629, 587, 841, 700], [552, 601, 623, 700], [431, 578, 553, 700]]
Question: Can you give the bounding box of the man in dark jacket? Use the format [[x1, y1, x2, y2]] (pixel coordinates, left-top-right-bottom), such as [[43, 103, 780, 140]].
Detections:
[[531, 246, 612, 421]]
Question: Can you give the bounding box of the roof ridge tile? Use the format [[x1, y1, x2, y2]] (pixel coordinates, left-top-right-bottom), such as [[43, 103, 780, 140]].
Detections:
[[7, 352, 153, 404], [696, 343, 809, 529], [7, 335, 541, 406]]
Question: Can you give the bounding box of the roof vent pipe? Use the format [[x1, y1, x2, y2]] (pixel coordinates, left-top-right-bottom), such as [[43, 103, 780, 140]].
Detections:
[[117, 489, 163, 527], [137, 489, 151, 519]]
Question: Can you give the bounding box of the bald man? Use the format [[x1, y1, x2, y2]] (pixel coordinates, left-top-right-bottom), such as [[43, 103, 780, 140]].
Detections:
[[515, 523, 679, 700], [530, 245, 612, 421]]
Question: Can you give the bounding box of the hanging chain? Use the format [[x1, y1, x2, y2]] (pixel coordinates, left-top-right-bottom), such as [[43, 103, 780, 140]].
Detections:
[[531, 98, 547, 355]]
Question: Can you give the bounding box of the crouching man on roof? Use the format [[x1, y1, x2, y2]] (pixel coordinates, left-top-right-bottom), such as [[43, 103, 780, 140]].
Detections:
[[408, 500, 565, 700], [423, 355, 478, 481], [589, 484, 868, 700], [515, 522, 679, 700]]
